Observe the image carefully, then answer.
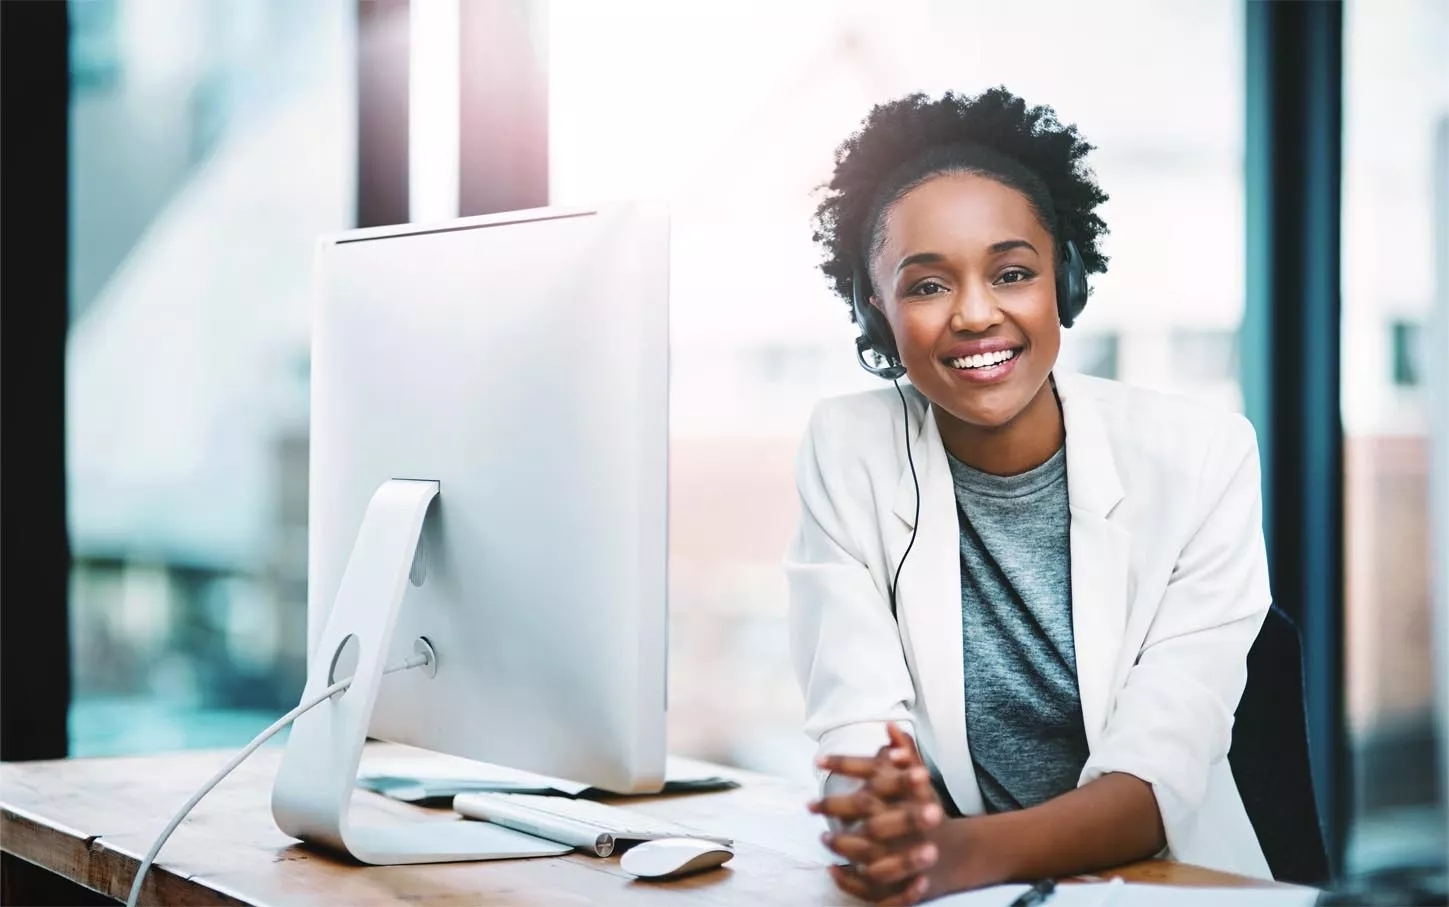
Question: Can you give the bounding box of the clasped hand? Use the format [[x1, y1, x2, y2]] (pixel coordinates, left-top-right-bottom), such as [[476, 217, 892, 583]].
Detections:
[[808, 724, 948, 905]]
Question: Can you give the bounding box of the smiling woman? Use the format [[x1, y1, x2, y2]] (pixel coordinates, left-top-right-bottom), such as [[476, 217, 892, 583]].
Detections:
[[815, 90, 1109, 478], [788, 88, 1277, 904]]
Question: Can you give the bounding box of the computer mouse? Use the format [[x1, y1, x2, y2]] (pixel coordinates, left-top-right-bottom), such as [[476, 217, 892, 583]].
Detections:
[[619, 837, 734, 880]]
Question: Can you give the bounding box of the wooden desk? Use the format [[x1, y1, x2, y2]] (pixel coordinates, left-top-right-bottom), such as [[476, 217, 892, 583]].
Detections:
[[1, 744, 1275, 905]]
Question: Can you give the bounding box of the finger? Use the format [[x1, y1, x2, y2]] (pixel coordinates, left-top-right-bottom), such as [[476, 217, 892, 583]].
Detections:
[[808, 788, 885, 821], [867, 764, 932, 801], [864, 802, 944, 842], [886, 722, 916, 753], [817, 753, 889, 778], [868, 758, 936, 804], [862, 762, 906, 798], [862, 841, 939, 887], [880, 875, 931, 907], [907, 765, 937, 803], [830, 864, 914, 906], [862, 845, 936, 890], [821, 831, 885, 865], [829, 864, 887, 902], [884, 724, 922, 765]]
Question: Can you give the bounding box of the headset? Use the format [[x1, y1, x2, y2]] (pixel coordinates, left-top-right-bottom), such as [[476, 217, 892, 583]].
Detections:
[[852, 239, 1087, 619]]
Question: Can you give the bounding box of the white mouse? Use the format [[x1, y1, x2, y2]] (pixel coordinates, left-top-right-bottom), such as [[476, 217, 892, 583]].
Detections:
[[619, 837, 734, 880]]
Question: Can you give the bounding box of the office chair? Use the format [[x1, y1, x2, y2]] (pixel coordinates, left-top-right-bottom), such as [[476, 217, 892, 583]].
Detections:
[[1228, 604, 1332, 887]]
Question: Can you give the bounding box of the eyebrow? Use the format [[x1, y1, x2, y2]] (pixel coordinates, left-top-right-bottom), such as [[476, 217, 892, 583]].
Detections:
[[893, 252, 946, 275], [988, 239, 1038, 256], [893, 240, 1039, 275]]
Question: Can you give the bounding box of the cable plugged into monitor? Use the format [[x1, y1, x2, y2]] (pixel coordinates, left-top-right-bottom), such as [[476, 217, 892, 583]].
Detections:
[[125, 643, 436, 907]]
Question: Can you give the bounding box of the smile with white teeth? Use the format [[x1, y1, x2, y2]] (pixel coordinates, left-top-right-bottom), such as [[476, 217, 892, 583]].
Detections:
[[948, 349, 1019, 370]]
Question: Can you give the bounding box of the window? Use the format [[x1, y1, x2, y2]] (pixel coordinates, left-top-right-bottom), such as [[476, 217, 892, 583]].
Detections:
[[66, 0, 355, 755], [550, 0, 1245, 780], [746, 344, 831, 388], [1059, 331, 1119, 381], [1342, 0, 1448, 873], [1170, 328, 1239, 385], [1390, 319, 1425, 388]]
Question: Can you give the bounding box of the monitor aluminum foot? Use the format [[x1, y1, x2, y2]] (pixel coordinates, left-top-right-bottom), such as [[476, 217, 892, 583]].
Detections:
[[270, 478, 570, 864]]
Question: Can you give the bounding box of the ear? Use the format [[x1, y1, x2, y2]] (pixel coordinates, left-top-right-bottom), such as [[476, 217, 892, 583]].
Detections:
[[861, 265, 886, 313]]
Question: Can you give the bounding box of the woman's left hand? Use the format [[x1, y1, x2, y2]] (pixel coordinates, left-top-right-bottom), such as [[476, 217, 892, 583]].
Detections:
[[809, 724, 948, 905]]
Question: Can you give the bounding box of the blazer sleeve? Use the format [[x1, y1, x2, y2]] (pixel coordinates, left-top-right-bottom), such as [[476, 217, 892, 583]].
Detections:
[[785, 402, 917, 763], [1078, 413, 1272, 855]]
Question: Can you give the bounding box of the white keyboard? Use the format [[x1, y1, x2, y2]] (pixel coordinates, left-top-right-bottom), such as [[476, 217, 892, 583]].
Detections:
[[453, 792, 733, 857]]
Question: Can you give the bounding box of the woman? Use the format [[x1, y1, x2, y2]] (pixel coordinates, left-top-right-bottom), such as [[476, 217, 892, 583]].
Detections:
[[788, 87, 1272, 904]]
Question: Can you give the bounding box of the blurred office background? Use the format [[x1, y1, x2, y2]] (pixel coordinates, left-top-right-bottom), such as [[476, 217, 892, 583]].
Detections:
[[37, 0, 1445, 883]]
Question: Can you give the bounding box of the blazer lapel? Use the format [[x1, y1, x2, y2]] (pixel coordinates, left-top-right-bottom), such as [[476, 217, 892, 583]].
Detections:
[[890, 390, 984, 817], [1055, 373, 1132, 752]]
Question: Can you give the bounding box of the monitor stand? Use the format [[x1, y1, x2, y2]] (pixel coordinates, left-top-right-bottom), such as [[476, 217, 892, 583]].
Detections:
[[270, 479, 572, 864]]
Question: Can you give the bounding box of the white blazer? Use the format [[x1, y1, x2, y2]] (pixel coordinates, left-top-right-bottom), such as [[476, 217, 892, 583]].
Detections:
[[785, 371, 1273, 879]]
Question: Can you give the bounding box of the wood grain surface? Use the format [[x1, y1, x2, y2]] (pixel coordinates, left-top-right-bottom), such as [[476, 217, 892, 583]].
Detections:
[[0, 744, 1280, 905]]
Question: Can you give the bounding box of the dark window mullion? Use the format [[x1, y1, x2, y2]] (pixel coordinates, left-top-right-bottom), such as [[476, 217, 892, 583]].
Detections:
[[1243, 0, 1348, 878]]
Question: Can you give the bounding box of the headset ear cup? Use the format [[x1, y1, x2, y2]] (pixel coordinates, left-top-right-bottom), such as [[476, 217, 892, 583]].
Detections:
[[852, 267, 905, 379], [1056, 239, 1089, 328], [858, 304, 899, 362]]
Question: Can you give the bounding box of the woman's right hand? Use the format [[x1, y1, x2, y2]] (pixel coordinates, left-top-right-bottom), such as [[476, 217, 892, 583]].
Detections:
[[809, 724, 948, 905]]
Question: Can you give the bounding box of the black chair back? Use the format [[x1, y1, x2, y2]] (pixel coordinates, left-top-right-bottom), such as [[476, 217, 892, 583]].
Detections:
[[1229, 604, 1331, 886]]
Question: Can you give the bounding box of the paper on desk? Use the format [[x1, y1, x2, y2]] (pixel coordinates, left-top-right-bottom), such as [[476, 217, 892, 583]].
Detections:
[[1081, 885, 1320, 906], [934, 882, 1320, 906], [932, 884, 1032, 906], [357, 753, 739, 804], [359, 753, 591, 797]]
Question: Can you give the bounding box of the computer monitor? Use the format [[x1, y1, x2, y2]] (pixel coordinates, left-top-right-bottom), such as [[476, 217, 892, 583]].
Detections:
[[271, 204, 671, 865]]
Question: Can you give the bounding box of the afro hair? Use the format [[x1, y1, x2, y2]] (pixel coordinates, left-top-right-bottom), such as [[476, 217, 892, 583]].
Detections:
[[811, 86, 1109, 317]]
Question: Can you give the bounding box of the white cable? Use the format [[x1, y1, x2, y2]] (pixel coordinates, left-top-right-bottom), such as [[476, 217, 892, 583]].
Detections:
[[125, 653, 432, 907]]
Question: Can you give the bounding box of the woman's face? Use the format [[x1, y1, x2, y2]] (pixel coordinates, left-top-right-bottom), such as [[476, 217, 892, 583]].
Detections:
[[868, 171, 1061, 431]]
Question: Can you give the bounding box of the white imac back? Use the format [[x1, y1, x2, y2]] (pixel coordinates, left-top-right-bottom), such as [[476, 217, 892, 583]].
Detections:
[[309, 205, 669, 792]]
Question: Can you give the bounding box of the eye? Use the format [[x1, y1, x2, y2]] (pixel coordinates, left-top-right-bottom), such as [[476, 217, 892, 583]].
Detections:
[[995, 267, 1036, 286], [906, 279, 949, 297]]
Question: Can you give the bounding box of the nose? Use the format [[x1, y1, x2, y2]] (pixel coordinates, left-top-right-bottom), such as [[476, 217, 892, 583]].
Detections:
[[948, 280, 1005, 334]]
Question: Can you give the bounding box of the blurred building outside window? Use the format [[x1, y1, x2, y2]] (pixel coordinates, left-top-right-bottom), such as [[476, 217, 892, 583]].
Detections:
[[1068, 331, 1120, 381], [1341, 0, 1448, 874], [66, 0, 354, 755], [1390, 319, 1426, 388]]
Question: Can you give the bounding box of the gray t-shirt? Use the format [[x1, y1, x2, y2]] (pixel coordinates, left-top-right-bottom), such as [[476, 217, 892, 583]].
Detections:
[[946, 445, 1089, 813]]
